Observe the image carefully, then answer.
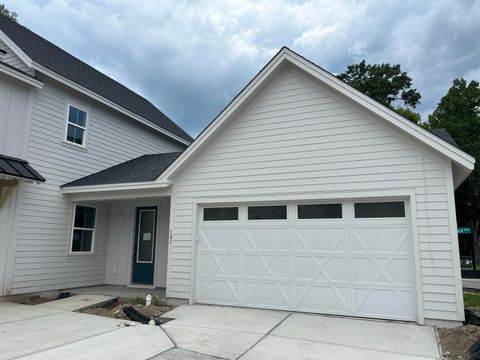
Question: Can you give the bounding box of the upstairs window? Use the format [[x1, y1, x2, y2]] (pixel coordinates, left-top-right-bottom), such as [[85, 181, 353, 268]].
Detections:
[[71, 205, 96, 253], [66, 105, 87, 146]]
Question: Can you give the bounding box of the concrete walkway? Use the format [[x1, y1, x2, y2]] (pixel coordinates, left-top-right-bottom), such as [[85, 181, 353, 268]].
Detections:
[[0, 302, 173, 359], [0, 302, 441, 359]]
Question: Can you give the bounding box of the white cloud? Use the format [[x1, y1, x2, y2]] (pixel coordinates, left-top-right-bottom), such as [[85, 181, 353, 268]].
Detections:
[[4, 0, 480, 136]]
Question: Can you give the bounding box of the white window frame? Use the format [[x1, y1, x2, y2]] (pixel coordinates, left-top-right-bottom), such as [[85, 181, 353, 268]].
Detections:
[[69, 204, 97, 254], [64, 104, 88, 148]]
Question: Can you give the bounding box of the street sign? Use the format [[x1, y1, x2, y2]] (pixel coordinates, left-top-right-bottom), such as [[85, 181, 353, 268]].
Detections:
[[458, 227, 472, 234]]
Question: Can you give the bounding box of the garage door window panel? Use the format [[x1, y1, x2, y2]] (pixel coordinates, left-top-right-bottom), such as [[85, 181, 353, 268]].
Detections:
[[298, 204, 342, 219], [248, 205, 287, 220], [354, 202, 405, 218], [203, 207, 238, 221]]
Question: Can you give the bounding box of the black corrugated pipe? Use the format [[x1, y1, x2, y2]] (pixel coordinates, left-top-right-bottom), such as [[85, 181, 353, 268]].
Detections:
[[122, 305, 160, 325]]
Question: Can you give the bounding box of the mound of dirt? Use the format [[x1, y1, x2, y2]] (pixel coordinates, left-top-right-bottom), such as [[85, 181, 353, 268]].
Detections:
[[82, 298, 174, 322], [439, 325, 480, 359], [18, 295, 52, 305]]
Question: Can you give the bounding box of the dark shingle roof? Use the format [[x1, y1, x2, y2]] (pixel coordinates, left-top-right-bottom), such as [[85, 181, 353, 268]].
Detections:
[[62, 152, 182, 187], [0, 154, 45, 182], [0, 16, 193, 143], [429, 128, 458, 147]]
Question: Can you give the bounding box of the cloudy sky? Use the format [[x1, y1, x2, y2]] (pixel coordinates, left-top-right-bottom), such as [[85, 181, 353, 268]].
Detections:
[[5, 0, 480, 137]]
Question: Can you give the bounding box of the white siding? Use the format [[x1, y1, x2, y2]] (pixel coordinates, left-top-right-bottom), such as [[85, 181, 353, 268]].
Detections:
[[168, 65, 461, 322], [7, 78, 184, 294], [0, 74, 32, 158], [0, 38, 34, 75]]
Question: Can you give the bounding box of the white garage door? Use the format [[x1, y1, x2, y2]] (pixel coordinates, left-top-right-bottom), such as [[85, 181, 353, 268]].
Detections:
[[195, 200, 417, 321]]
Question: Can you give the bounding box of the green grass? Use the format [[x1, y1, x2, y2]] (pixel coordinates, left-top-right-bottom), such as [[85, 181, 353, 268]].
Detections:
[[464, 291, 480, 314]]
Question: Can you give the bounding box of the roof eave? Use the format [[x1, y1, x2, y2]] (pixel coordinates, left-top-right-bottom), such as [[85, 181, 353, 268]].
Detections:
[[0, 61, 43, 88], [61, 180, 172, 195], [0, 29, 32, 67]]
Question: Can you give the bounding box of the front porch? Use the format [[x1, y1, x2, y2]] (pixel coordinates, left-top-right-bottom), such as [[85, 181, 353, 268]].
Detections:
[[60, 152, 181, 295], [64, 194, 173, 294]]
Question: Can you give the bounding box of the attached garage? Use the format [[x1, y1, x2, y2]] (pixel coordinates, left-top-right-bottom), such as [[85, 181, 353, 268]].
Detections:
[[161, 48, 474, 326], [196, 200, 417, 321]]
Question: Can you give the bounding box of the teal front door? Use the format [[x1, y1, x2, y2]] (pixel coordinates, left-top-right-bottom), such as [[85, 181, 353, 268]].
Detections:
[[132, 207, 157, 285]]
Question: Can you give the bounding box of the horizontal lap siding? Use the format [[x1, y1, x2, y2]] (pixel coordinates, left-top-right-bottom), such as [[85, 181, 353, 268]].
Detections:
[[169, 66, 459, 321], [9, 80, 184, 294]]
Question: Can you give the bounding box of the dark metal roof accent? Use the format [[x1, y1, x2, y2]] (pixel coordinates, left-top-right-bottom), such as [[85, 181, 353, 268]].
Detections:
[[0, 15, 193, 144], [0, 154, 45, 182], [429, 128, 458, 148], [62, 152, 182, 188]]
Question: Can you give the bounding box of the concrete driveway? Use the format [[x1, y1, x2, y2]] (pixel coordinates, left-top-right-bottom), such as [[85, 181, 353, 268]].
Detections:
[[0, 302, 440, 359], [159, 305, 441, 360]]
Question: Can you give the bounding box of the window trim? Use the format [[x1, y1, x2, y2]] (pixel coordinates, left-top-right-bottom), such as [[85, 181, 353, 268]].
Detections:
[[353, 200, 406, 219], [64, 104, 88, 148], [69, 204, 97, 254]]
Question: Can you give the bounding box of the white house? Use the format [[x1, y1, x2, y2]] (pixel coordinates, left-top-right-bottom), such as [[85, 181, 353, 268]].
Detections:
[[0, 16, 475, 328]]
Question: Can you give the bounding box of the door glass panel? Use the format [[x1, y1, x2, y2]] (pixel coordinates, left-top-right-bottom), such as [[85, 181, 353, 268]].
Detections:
[[137, 210, 155, 263], [354, 201, 405, 218]]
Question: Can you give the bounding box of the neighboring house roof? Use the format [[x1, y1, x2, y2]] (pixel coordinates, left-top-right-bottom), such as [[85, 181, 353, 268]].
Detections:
[[429, 128, 458, 148], [62, 152, 182, 188], [158, 47, 475, 188], [0, 15, 193, 144], [0, 154, 45, 182]]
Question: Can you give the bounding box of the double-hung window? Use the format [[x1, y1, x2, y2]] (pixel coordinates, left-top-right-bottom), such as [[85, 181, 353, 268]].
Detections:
[[71, 205, 96, 253], [66, 105, 87, 146]]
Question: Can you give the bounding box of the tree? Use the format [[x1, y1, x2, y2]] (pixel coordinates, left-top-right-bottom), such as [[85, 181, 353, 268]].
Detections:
[[337, 60, 422, 123], [395, 107, 422, 124], [428, 79, 480, 259], [0, 4, 17, 22]]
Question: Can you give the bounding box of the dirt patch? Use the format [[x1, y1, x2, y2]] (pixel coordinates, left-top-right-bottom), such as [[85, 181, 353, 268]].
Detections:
[[14, 295, 53, 305], [82, 298, 175, 323], [439, 325, 480, 359]]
